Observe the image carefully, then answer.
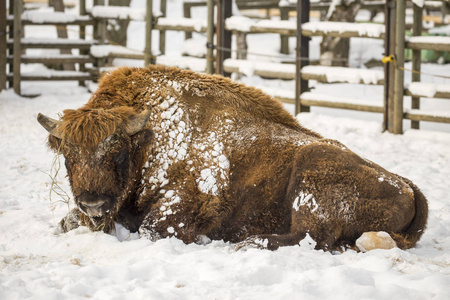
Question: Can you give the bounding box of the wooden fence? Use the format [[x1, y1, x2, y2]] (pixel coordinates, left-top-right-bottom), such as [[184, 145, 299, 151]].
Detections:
[[1, 0, 449, 133]]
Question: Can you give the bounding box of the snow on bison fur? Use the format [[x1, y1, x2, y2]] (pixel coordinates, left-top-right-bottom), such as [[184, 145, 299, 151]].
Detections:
[[37, 65, 428, 251]]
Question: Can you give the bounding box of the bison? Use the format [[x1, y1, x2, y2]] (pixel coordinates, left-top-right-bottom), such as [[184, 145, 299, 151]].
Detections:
[[37, 65, 428, 251]]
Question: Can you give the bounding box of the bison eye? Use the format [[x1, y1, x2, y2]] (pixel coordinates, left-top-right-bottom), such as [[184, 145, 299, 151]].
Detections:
[[114, 149, 129, 165], [114, 149, 130, 178]]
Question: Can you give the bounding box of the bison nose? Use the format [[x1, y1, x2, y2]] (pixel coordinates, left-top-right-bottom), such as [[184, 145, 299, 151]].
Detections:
[[81, 201, 105, 216], [78, 193, 112, 216]]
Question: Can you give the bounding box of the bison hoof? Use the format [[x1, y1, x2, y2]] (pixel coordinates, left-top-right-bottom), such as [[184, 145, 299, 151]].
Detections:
[[58, 209, 82, 233], [356, 231, 397, 252], [235, 236, 269, 251]]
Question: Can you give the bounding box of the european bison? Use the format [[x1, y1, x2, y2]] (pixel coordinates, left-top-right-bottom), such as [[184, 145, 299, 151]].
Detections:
[[38, 65, 428, 251]]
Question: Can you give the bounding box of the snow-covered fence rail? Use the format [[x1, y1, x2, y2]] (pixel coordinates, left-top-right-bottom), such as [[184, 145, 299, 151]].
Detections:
[[225, 17, 386, 39], [223, 9, 388, 116], [3, 0, 99, 95], [389, 0, 450, 132], [222, 0, 450, 132]]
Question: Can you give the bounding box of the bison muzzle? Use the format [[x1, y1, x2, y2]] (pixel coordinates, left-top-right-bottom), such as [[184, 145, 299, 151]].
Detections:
[[38, 65, 428, 252]]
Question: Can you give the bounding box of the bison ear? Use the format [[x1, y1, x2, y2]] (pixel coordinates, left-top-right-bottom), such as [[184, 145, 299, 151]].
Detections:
[[37, 113, 62, 139], [124, 109, 152, 136]]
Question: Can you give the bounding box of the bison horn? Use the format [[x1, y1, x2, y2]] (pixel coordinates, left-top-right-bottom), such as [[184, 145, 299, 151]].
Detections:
[[124, 109, 152, 136], [37, 113, 62, 139]]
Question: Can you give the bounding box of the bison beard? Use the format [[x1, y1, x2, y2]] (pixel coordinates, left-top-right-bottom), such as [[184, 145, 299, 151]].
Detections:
[[38, 65, 428, 252]]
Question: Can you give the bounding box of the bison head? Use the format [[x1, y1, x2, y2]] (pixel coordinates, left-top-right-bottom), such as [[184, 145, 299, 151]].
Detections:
[[38, 107, 153, 232]]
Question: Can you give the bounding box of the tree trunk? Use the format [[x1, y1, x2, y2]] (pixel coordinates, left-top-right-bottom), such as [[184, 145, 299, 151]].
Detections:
[[320, 0, 361, 67], [51, 0, 75, 70], [106, 0, 132, 47]]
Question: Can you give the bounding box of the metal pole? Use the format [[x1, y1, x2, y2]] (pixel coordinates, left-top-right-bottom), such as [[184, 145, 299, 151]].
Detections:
[[393, 0, 405, 134], [206, 0, 215, 74], [13, 0, 22, 95], [295, 0, 310, 115], [145, 0, 153, 66], [411, 4, 422, 129]]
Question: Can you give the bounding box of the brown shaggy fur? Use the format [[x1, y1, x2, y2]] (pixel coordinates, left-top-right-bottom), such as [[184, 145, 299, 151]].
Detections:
[[43, 65, 428, 251], [57, 107, 138, 150]]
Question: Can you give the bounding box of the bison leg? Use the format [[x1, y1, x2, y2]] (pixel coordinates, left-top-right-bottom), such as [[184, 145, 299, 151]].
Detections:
[[58, 208, 82, 233], [235, 232, 307, 251]]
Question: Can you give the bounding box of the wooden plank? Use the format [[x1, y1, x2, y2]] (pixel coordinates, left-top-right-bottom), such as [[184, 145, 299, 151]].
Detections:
[[301, 66, 384, 85], [7, 55, 95, 64], [268, 92, 384, 113], [105, 52, 144, 60], [411, 4, 422, 129], [223, 59, 295, 79], [52, 0, 76, 71], [300, 97, 384, 113], [384, 0, 396, 132], [393, 0, 406, 134], [302, 27, 385, 39], [206, 0, 214, 74], [155, 18, 208, 33], [405, 37, 450, 52], [7, 38, 97, 49], [406, 89, 450, 99], [226, 19, 385, 39], [7, 72, 95, 81], [7, 15, 94, 26], [405, 83, 450, 99], [144, 0, 153, 65], [404, 111, 450, 124], [159, 0, 167, 55], [295, 0, 310, 114], [248, 24, 296, 36], [0, 0, 6, 90], [13, 0, 22, 94], [216, 0, 232, 76]]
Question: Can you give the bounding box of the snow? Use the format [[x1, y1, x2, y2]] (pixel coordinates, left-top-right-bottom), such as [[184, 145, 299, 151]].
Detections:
[[292, 192, 318, 212], [156, 17, 207, 32], [22, 10, 90, 24], [300, 91, 382, 107], [225, 17, 385, 39], [407, 82, 450, 98], [429, 25, 450, 36], [412, 0, 425, 7], [2, 1, 450, 299], [303, 21, 385, 38], [18, 38, 94, 45], [91, 5, 146, 21], [90, 44, 141, 58], [302, 65, 384, 84], [155, 55, 206, 73], [2, 97, 450, 297], [225, 16, 256, 32], [224, 59, 295, 78], [407, 35, 450, 45]]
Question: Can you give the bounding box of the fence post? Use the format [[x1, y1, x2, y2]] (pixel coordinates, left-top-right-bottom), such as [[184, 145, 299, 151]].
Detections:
[[206, 0, 215, 74], [411, 4, 422, 129], [215, 0, 231, 76], [280, 6, 289, 55], [383, 0, 395, 132], [0, 0, 6, 91], [295, 0, 310, 115], [159, 0, 166, 55], [145, 0, 153, 66], [393, 0, 406, 134], [13, 0, 22, 95]]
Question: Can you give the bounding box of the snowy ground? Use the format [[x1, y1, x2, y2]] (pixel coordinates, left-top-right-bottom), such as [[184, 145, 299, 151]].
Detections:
[[1, 0, 450, 299]]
